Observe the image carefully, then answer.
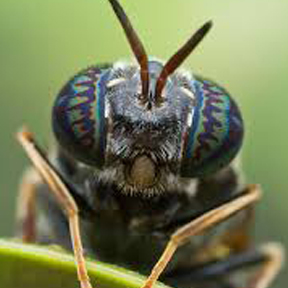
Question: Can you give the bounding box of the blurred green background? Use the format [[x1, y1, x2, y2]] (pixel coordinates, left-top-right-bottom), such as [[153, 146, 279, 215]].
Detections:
[[0, 0, 287, 287]]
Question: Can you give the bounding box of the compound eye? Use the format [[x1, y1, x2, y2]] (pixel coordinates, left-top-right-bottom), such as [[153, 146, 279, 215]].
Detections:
[[180, 78, 244, 178], [52, 68, 110, 168]]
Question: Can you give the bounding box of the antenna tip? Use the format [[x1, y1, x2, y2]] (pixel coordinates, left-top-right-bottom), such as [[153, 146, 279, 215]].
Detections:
[[204, 20, 213, 31], [196, 20, 213, 39]]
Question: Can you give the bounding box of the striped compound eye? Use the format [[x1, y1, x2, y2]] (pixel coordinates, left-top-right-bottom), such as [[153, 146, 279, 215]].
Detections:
[[180, 77, 244, 178], [52, 67, 110, 168]]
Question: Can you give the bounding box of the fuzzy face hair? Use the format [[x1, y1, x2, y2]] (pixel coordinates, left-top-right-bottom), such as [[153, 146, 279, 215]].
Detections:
[[97, 59, 196, 196]]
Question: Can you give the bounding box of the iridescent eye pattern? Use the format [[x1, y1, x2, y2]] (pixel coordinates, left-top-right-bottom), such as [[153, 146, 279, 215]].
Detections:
[[52, 67, 110, 167], [180, 77, 244, 178]]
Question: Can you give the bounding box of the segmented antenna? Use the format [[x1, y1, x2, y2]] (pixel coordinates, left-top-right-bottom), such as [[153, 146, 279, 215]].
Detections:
[[155, 21, 213, 103], [108, 0, 149, 100]]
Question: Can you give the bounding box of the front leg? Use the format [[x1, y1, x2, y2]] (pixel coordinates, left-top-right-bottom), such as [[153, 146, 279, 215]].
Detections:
[[163, 243, 283, 288], [141, 185, 263, 288], [17, 128, 92, 288]]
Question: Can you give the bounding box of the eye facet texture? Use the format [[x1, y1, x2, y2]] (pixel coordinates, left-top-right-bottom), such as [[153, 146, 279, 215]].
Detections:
[[181, 77, 244, 177], [53, 66, 110, 167]]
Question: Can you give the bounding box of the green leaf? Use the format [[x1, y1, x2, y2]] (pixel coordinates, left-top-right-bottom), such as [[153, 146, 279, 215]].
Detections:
[[0, 239, 171, 288]]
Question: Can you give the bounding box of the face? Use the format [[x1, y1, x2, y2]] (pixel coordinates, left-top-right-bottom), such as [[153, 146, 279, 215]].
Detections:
[[52, 0, 243, 198], [98, 60, 196, 196]]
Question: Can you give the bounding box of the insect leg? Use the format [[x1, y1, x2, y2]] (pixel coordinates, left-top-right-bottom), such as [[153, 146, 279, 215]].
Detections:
[[242, 243, 284, 288], [198, 204, 256, 263], [180, 205, 256, 266], [16, 167, 41, 242], [141, 184, 261, 288], [219, 205, 255, 253], [17, 128, 93, 288], [163, 243, 284, 288]]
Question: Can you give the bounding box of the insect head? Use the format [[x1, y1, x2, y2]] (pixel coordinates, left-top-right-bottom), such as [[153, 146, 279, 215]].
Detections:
[[53, 0, 244, 195]]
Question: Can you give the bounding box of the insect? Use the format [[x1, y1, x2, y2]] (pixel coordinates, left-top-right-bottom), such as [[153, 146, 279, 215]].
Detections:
[[16, 0, 284, 288]]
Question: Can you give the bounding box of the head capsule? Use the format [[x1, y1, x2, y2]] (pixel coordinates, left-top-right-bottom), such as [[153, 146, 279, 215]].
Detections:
[[51, 0, 244, 196], [180, 77, 244, 178]]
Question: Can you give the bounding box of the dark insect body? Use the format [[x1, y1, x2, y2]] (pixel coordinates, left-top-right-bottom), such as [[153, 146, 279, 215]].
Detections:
[[16, 1, 284, 288]]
